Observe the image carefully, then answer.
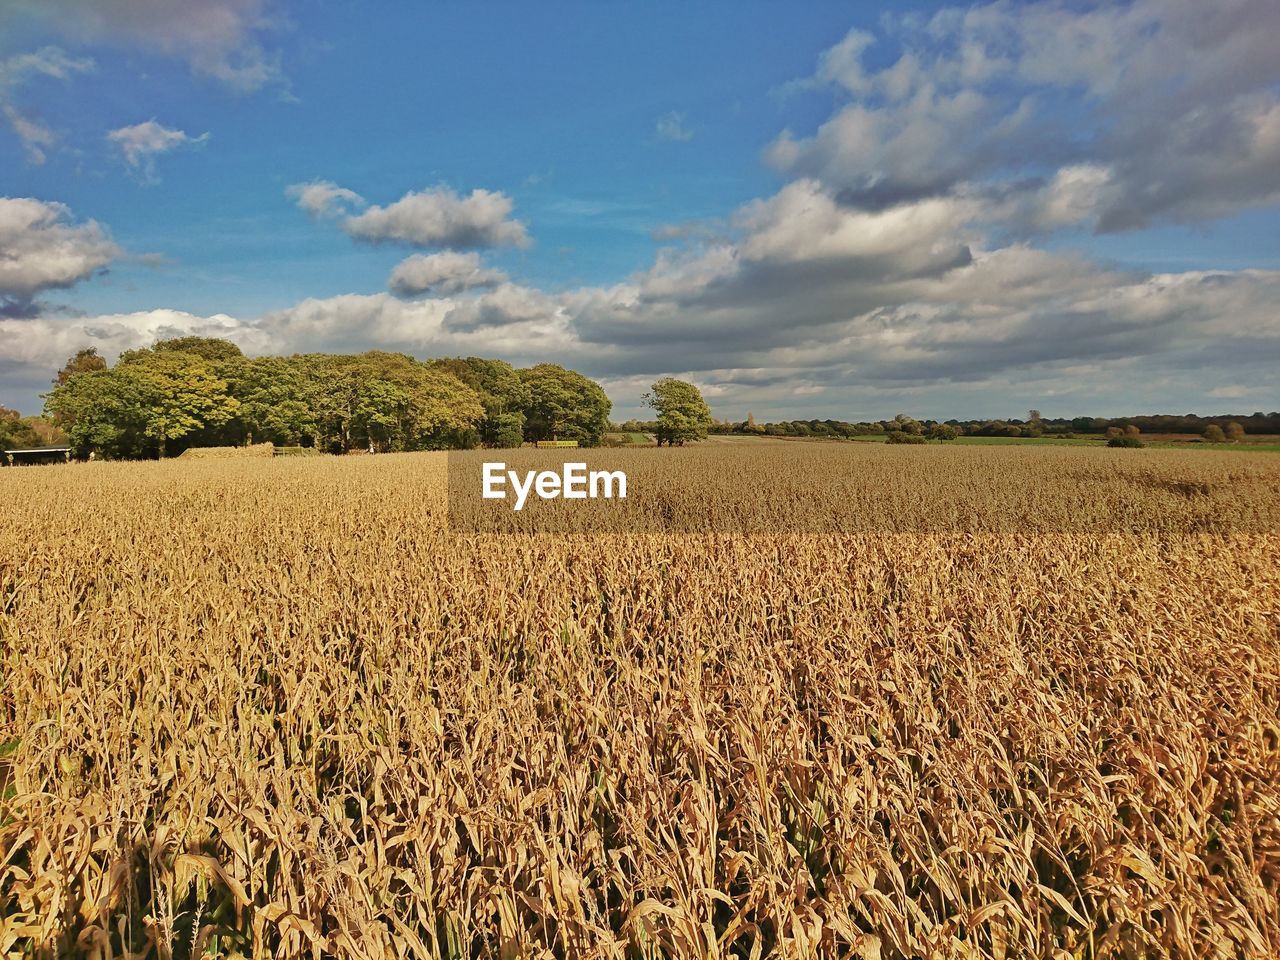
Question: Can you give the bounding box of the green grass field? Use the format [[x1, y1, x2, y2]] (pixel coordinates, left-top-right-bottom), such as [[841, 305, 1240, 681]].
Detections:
[[605, 431, 656, 446]]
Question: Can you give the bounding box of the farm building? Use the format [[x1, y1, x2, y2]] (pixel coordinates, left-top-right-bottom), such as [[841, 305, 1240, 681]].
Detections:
[[3, 447, 71, 466]]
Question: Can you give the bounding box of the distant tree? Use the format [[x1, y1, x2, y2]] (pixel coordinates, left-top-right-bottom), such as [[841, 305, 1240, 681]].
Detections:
[[1123, 424, 1141, 440], [54, 347, 107, 386], [1108, 435, 1144, 448], [1203, 424, 1226, 443], [0, 406, 41, 449], [890, 414, 923, 435], [886, 430, 927, 444], [927, 424, 959, 441], [1224, 422, 1245, 442], [152, 337, 245, 362], [39, 341, 615, 458], [519, 364, 611, 445], [642, 377, 713, 446], [306, 352, 484, 452], [1028, 409, 1042, 423], [1105, 426, 1123, 440]]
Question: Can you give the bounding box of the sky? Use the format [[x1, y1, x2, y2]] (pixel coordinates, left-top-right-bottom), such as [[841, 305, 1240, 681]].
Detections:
[[1, 0, 1277, 421]]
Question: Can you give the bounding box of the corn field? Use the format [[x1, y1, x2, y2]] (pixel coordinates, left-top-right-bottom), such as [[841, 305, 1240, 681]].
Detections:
[[2, 446, 1278, 958]]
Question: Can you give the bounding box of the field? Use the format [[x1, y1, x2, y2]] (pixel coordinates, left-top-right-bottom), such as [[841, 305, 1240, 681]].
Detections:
[[712, 434, 1280, 452], [3, 445, 1279, 959], [605, 433, 656, 447]]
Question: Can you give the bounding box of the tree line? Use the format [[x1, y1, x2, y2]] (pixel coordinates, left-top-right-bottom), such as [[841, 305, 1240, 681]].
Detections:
[[40, 337, 613, 459], [613, 409, 1275, 442], [7, 340, 1273, 458]]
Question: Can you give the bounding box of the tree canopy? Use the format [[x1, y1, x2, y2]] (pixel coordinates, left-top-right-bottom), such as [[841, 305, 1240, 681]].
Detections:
[[43, 340, 612, 459], [518, 363, 612, 446], [55, 348, 107, 386], [642, 377, 712, 446]]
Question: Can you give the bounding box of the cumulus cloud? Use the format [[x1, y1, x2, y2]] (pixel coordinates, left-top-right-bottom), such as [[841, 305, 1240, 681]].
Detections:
[[343, 186, 530, 249], [388, 252, 506, 296], [770, 0, 1280, 231], [0, 198, 121, 314], [0, 46, 95, 164], [254, 288, 572, 358], [286, 180, 366, 219], [290, 182, 530, 249], [0, 0, 286, 93], [107, 120, 209, 181], [655, 111, 693, 142]]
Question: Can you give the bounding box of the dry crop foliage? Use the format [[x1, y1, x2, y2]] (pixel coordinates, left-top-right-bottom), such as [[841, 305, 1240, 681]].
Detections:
[[1, 445, 1278, 959]]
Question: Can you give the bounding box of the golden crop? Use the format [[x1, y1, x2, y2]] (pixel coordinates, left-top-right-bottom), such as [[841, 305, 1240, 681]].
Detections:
[[1, 445, 1278, 959]]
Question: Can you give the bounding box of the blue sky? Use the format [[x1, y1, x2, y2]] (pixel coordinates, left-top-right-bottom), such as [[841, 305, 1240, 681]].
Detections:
[[1, 0, 1277, 419]]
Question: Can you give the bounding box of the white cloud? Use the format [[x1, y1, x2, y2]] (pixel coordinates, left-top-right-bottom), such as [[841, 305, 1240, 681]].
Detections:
[[286, 180, 366, 219], [343, 186, 530, 249], [3, 105, 57, 164], [0, 46, 95, 164], [1, 0, 286, 93], [0, 197, 121, 305], [655, 111, 693, 142], [771, 0, 1280, 230], [388, 252, 506, 296], [107, 120, 209, 181], [0, 308, 266, 371]]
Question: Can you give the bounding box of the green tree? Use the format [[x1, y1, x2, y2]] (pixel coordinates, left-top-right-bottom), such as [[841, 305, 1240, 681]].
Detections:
[[642, 377, 712, 446], [118, 351, 240, 457], [886, 430, 927, 444], [890, 413, 923, 435], [152, 336, 245, 362], [429, 357, 531, 447], [927, 423, 959, 441], [1108, 435, 1144, 448], [44, 369, 149, 458], [306, 352, 484, 452], [519, 364, 611, 446], [0, 407, 41, 449], [222, 356, 317, 445], [54, 347, 107, 386]]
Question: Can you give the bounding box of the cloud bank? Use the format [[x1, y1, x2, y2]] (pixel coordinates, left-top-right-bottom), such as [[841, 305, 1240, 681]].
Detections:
[[1, 0, 286, 93]]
